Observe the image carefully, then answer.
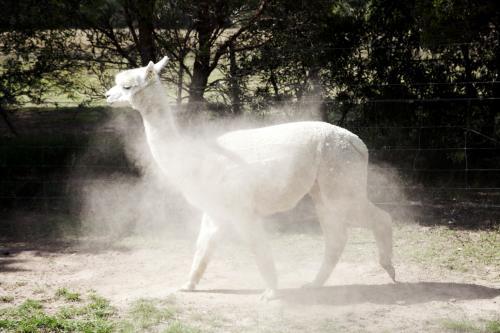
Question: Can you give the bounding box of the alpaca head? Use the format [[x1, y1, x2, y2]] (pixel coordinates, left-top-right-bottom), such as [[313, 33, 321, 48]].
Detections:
[[105, 56, 169, 107]]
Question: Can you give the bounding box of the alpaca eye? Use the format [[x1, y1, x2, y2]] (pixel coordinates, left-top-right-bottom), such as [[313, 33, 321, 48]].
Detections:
[[123, 85, 132, 90]]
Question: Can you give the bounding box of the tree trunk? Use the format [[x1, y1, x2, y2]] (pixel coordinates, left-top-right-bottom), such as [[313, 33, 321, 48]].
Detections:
[[186, 0, 267, 108], [229, 42, 241, 114], [136, 0, 156, 65], [188, 2, 213, 108], [269, 69, 280, 101], [189, 59, 210, 106], [177, 50, 185, 105]]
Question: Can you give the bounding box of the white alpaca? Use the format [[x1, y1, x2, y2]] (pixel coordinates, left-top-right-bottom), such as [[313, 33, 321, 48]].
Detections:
[[105, 57, 395, 299]]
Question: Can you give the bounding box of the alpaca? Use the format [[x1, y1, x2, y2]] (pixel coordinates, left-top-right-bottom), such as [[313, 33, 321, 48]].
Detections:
[[105, 56, 395, 299]]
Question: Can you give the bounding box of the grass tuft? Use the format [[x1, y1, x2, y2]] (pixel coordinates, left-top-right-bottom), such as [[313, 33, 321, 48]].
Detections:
[[163, 320, 200, 333], [130, 299, 175, 329], [118, 298, 176, 332], [0, 295, 14, 303], [56, 288, 81, 302], [87, 293, 114, 319], [442, 319, 500, 333], [486, 320, 500, 333], [443, 319, 481, 332]]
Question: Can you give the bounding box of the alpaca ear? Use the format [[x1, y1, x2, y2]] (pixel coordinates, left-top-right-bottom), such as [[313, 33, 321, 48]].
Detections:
[[145, 61, 156, 81], [154, 56, 169, 73]]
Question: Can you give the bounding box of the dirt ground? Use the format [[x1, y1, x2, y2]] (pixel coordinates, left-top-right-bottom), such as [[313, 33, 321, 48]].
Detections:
[[1, 224, 499, 333]]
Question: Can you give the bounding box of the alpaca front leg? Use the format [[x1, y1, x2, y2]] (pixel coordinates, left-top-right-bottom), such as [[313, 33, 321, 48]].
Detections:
[[181, 214, 220, 291]]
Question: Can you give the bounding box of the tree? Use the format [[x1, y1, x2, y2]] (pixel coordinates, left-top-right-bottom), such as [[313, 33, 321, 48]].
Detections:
[[66, 0, 269, 108], [237, 0, 367, 120], [0, 1, 83, 135]]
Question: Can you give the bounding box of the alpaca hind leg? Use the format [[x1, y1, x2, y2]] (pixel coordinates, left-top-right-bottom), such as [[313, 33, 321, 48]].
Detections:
[[253, 239, 278, 300], [181, 214, 220, 291], [368, 202, 396, 282], [236, 221, 278, 299], [303, 202, 348, 288]]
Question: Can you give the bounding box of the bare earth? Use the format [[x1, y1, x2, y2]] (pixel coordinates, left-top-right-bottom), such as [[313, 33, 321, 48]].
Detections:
[[1, 226, 499, 332]]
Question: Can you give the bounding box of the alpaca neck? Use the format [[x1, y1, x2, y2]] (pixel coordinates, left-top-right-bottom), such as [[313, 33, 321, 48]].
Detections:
[[132, 81, 195, 185], [132, 81, 179, 141]]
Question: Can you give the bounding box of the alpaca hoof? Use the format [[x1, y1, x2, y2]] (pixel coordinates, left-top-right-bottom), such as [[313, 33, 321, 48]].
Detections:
[[382, 264, 396, 282], [179, 282, 196, 292], [260, 289, 278, 301]]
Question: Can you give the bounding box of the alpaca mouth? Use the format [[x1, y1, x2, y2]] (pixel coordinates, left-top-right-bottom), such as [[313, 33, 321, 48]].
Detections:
[[106, 97, 129, 108], [105, 93, 121, 105], [106, 96, 128, 107]]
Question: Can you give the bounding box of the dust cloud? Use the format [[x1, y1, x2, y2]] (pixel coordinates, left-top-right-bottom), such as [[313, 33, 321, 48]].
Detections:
[[71, 99, 408, 302], [75, 110, 198, 241], [75, 100, 332, 241], [74, 99, 409, 239]]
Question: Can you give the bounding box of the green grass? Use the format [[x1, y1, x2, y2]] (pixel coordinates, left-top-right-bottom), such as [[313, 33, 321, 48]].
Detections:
[[444, 319, 482, 333], [319, 223, 499, 273], [87, 294, 115, 320], [442, 319, 500, 333], [397, 225, 500, 276], [0, 292, 198, 333], [487, 321, 500, 333], [162, 321, 200, 333], [118, 298, 175, 332], [56, 288, 81, 302], [0, 294, 115, 333], [116, 297, 199, 333]]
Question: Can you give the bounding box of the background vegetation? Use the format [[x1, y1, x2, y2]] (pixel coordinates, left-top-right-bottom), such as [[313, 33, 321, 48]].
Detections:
[[0, 0, 499, 224]]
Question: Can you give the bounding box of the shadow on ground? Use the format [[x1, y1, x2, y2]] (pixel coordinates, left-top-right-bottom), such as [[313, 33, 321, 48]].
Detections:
[[0, 257, 28, 273], [0, 241, 133, 273], [194, 282, 500, 305]]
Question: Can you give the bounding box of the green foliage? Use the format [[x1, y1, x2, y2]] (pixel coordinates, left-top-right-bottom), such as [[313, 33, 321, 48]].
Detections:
[[0, 0, 499, 175], [2, 0, 500, 109], [2, 0, 500, 104], [0, 29, 83, 109]]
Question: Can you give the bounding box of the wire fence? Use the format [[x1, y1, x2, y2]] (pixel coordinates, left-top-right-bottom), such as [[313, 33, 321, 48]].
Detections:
[[0, 98, 499, 227]]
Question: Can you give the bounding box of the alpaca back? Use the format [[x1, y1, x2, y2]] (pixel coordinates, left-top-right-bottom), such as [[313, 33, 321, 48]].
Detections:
[[202, 121, 364, 216]]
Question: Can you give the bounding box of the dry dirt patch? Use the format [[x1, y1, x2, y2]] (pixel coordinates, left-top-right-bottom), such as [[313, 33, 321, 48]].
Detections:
[[1, 225, 499, 332]]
